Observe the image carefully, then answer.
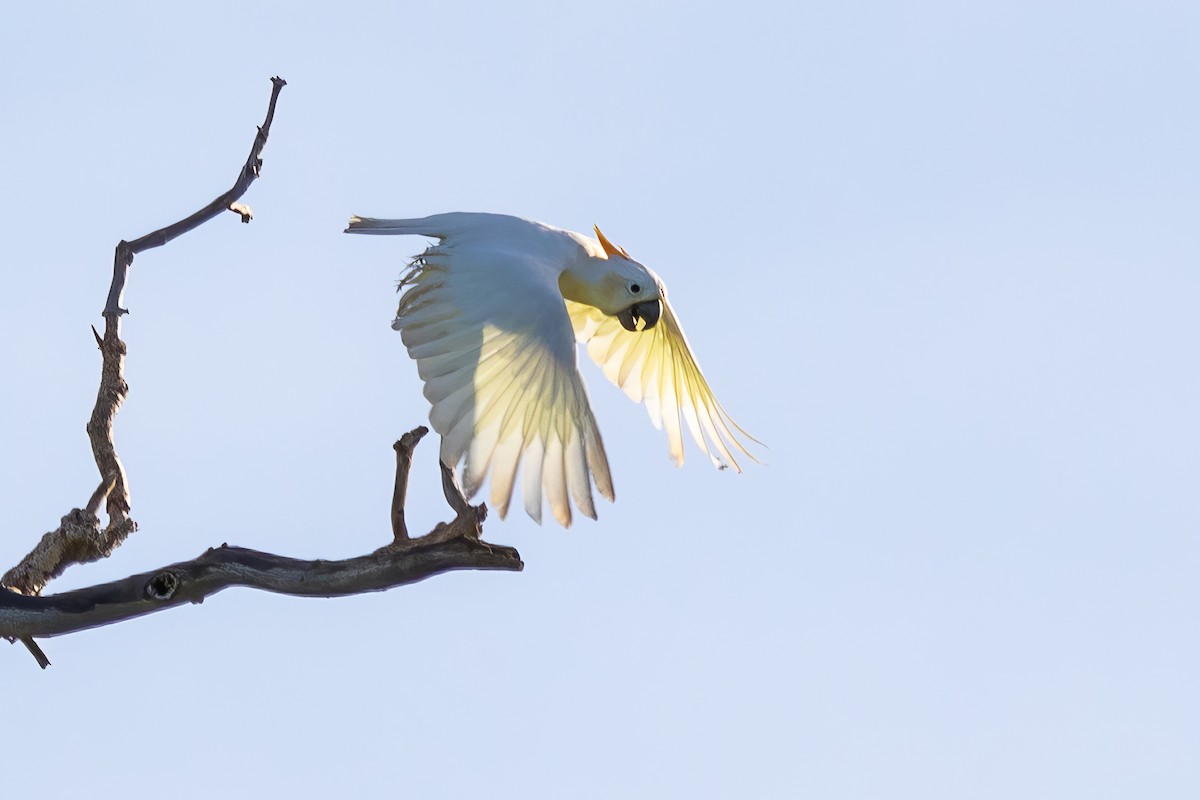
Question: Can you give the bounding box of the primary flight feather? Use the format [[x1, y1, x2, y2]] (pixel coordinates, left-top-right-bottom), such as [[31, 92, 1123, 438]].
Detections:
[[345, 212, 755, 526]]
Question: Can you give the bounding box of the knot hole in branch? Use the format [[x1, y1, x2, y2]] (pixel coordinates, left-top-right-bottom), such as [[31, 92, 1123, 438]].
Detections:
[[145, 571, 179, 600]]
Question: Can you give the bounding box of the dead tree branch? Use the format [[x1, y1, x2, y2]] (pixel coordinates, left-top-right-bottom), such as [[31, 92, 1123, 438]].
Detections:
[[0, 426, 522, 660], [0, 536, 521, 641], [3, 77, 287, 599], [0, 429, 521, 645], [2, 77, 523, 668], [391, 427, 428, 541], [103, 76, 288, 318]]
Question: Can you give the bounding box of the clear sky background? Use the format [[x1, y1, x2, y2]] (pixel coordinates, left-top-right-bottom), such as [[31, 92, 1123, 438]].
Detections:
[[1, 1, 1197, 797]]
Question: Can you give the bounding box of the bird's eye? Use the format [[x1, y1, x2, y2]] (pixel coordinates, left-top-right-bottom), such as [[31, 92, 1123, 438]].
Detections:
[[628, 282, 642, 295]]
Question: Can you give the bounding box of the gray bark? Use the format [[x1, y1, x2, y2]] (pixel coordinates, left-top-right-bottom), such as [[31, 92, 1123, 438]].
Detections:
[[1, 77, 521, 669], [0, 502, 520, 641]]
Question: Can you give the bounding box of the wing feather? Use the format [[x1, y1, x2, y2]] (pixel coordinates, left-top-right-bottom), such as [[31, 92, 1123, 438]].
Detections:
[[381, 215, 615, 526], [564, 425, 596, 519], [566, 291, 758, 472], [521, 436, 545, 524], [487, 436, 524, 518], [542, 434, 571, 526], [351, 211, 751, 522]]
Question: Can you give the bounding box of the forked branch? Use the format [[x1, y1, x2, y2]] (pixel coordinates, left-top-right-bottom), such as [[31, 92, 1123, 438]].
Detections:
[[2, 77, 521, 669], [0, 430, 520, 648], [3, 77, 288, 600]]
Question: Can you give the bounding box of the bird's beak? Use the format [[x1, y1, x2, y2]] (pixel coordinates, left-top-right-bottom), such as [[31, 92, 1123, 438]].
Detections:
[[616, 300, 661, 332]]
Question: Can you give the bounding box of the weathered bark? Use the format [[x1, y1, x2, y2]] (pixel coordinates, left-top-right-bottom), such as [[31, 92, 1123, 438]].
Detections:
[[2, 77, 521, 668], [0, 430, 520, 644], [4, 77, 288, 599], [0, 535, 520, 640], [391, 428, 426, 541], [1, 418, 522, 667]]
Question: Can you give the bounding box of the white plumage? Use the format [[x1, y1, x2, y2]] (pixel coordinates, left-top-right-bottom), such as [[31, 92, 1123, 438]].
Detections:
[[346, 212, 755, 526]]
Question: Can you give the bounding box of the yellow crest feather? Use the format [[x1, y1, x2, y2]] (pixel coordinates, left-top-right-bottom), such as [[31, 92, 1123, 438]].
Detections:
[[593, 225, 630, 259]]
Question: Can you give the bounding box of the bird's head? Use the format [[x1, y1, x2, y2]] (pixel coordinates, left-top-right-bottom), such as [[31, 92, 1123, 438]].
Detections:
[[593, 225, 663, 332]]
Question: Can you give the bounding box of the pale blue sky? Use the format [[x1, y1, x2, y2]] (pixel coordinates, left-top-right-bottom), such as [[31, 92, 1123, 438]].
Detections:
[[1, 1, 1197, 797]]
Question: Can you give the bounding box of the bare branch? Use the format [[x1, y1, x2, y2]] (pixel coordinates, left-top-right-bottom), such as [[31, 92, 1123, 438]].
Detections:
[[3, 422, 520, 662], [1, 508, 131, 597], [88, 322, 133, 538], [1, 429, 520, 651], [104, 76, 287, 318], [18, 637, 50, 670], [3, 77, 287, 600], [0, 533, 521, 643], [3, 79, 527, 668], [391, 426, 429, 540], [85, 477, 117, 517]]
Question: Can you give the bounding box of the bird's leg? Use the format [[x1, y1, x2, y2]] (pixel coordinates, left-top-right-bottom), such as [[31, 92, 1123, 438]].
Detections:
[[440, 460, 472, 519], [435, 459, 492, 548]]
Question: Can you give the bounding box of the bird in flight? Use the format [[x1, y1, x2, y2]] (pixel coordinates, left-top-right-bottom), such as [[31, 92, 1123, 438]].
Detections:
[[346, 212, 756, 526]]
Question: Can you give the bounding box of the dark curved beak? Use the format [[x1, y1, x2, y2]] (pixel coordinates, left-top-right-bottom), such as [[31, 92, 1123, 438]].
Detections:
[[616, 300, 662, 332]]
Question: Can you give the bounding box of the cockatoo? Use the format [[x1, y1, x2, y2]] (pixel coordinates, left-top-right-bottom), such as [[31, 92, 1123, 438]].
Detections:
[[345, 212, 755, 526]]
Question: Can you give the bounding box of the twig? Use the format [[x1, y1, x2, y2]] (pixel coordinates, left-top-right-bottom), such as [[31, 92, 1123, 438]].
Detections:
[[17, 637, 50, 670], [103, 76, 287, 317], [3, 78, 525, 668], [87, 324, 132, 536], [391, 426, 429, 540]]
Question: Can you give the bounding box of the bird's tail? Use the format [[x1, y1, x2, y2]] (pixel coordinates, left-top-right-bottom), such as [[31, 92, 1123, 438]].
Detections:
[[344, 215, 431, 235], [345, 212, 501, 240]]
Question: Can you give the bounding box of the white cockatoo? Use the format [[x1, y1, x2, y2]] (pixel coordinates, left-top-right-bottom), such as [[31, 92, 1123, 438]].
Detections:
[[345, 212, 756, 526]]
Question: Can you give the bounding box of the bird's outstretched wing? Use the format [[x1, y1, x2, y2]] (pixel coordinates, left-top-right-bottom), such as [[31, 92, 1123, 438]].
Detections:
[[565, 291, 757, 472], [374, 217, 613, 527]]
